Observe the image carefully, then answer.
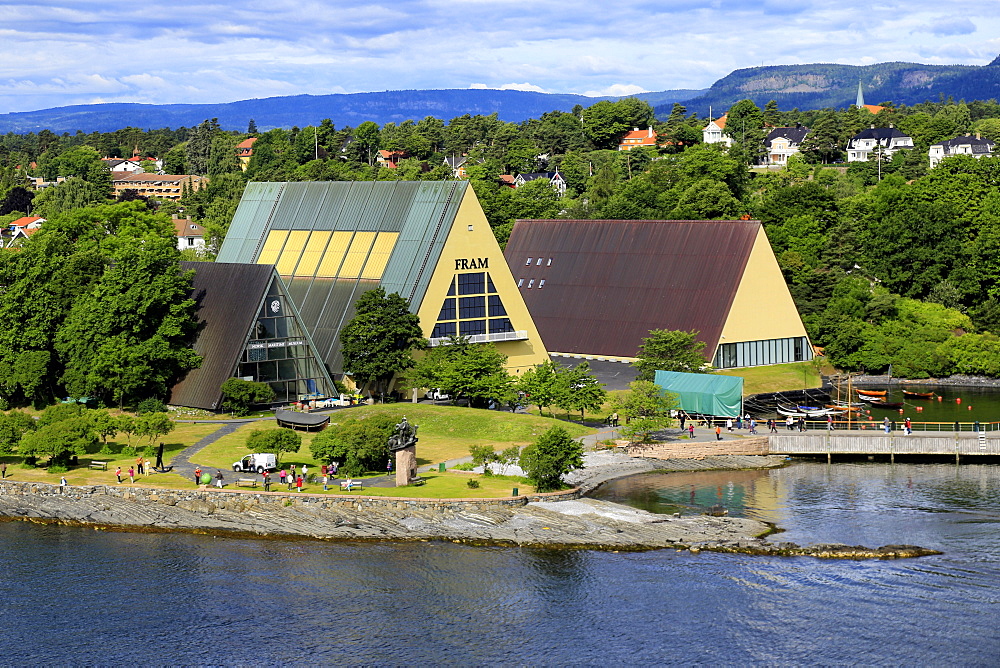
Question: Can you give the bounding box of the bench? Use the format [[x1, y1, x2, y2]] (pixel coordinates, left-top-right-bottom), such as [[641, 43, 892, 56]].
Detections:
[[236, 478, 257, 488], [340, 481, 364, 491], [90, 461, 108, 470]]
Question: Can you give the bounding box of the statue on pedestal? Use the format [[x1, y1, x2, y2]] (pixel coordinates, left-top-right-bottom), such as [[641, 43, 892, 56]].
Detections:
[[387, 416, 419, 486]]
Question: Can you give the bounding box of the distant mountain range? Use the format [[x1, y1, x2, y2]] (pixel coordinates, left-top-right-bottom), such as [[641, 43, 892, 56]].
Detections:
[[0, 89, 705, 134], [661, 55, 1000, 117], [1, 55, 999, 134]]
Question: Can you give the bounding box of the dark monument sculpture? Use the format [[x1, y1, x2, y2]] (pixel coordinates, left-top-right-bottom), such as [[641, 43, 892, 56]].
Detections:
[[388, 416, 419, 486]]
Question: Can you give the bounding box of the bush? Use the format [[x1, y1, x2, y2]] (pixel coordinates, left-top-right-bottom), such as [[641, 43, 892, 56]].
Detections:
[[466, 479, 480, 489], [137, 398, 166, 414], [121, 445, 137, 457], [452, 462, 474, 471], [48, 465, 68, 474], [519, 426, 584, 492], [309, 414, 396, 477]]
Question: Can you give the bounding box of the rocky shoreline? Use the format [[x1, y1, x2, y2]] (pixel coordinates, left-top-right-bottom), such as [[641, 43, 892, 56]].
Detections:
[[0, 451, 941, 559]]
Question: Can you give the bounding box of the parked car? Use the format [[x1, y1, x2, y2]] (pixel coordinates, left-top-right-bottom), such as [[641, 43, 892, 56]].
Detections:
[[425, 389, 450, 401], [232, 453, 277, 474]]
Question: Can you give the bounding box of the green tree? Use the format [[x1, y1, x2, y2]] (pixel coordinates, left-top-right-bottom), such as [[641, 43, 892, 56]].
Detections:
[[516, 360, 562, 416], [90, 409, 120, 444], [136, 412, 175, 444], [581, 98, 655, 149], [518, 425, 584, 491], [0, 410, 35, 454], [553, 361, 607, 419], [340, 287, 425, 400], [19, 415, 97, 467], [724, 100, 766, 165], [633, 329, 710, 380], [406, 336, 513, 407], [220, 378, 276, 416], [611, 380, 677, 444], [246, 427, 302, 464], [185, 119, 221, 174], [309, 413, 396, 476]]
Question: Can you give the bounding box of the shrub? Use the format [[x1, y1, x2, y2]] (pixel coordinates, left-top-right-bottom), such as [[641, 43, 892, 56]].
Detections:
[[48, 465, 68, 474], [519, 426, 584, 492], [466, 479, 480, 489], [137, 398, 166, 414]]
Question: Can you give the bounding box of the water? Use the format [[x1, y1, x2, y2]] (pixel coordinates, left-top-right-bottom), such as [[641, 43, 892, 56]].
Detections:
[[837, 385, 1000, 426], [4, 462, 1000, 665]]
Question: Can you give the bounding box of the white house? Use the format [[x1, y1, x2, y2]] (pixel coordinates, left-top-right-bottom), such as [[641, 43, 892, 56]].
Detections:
[[514, 172, 567, 197], [763, 125, 809, 166], [174, 218, 207, 252], [846, 125, 914, 162], [702, 115, 733, 147], [929, 134, 996, 168]]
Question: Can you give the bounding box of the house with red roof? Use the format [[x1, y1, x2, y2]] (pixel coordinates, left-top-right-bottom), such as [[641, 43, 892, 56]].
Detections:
[[174, 217, 207, 253], [236, 137, 258, 171], [618, 127, 659, 151], [703, 115, 733, 147]]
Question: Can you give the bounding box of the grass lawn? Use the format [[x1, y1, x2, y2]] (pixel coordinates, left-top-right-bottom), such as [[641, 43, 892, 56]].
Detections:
[[291, 471, 533, 498], [195, 403, 594, 472], [0, 422, 220, 487], [714, 361, 826, 395]]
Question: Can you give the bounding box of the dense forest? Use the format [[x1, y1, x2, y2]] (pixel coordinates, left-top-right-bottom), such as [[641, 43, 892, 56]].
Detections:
[[3, 94, 1000, 381]]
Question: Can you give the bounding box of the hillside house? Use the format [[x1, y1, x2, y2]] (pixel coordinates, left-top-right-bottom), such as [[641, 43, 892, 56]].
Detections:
[[618, 127, 658, 151], [377, 150, 408, 168], [514, 172, 567, 196], [846, 125, 914, 162], [112, 173, 207, 200], [763, 125, 809, 166], [236, 137, 257, 171], [174, 218, 207, 252], [703, 115, 733, 147], [444, 156, 468, 178], [929, 134, 996, 168]]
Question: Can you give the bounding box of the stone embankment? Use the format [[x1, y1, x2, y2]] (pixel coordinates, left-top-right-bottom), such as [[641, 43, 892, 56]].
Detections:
[[0, 450, 941, 559]]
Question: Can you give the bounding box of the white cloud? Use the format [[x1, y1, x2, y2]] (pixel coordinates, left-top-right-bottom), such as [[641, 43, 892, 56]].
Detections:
[[0, 0, 998, 113], [583, 84, 649, 97]]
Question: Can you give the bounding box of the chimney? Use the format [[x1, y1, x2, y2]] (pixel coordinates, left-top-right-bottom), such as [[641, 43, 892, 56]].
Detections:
[[977, 132, 982, 140], [889, 123, 894, 129], [648, 127, 654, 138], [870, 124, 875, 129]]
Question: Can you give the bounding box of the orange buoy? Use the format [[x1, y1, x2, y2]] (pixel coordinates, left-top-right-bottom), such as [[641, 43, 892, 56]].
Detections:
[[969, 405, 973, 410], [916, 406, 923, 412], [938, 396, 943, 402], [898, 409, 904, 414], [956, 398, 962, 404]]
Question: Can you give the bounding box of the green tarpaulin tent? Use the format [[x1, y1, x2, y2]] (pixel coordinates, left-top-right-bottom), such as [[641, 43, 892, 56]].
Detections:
[[654, 370, 743, 417]]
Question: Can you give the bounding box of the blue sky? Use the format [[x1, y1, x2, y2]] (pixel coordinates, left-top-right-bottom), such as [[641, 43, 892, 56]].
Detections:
[[0, 0, 997, 114]]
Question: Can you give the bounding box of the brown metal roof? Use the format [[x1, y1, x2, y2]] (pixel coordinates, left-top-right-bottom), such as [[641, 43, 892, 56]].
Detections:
[[503, 220, 760, 360], [169, 262, 275, 409]]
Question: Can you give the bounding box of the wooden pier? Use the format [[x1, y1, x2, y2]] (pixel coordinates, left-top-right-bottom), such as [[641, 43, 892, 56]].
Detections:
[[769, 432, 1000, 462]]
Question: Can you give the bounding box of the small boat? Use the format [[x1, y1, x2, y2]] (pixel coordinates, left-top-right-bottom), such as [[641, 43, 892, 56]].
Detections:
[[902, 390, 935, 399], [867, 400, 904, 409], [857, 389, 887, 398], [827, 404, 862, 412]]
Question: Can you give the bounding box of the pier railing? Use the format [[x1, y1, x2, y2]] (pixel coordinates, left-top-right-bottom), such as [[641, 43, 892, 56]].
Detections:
[[776, 419, 1000, 433], [769, 433, 1000, 457]]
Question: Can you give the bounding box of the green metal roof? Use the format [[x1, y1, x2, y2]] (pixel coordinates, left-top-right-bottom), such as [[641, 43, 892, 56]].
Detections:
[[216, 181, 468, 374]]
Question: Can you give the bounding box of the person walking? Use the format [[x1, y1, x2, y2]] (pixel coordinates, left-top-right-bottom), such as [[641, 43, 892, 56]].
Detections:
[[679, 412, 686, 430], [136, 456, 144, 476], [749, 418, 757, 435], [827, 414, 834, 431], [884, 417, 891, 434], [768, 419, 777, 434], [215, 470, 224, 488], [798, 417, 805, 432], [279, 468, 287, 487], [128, 466, 135, 485], [301, 464, 308, 482], [905, 417, 912, 435], [116, 466, 123, 484], [1, 462, 6, 478], [610, 412, 619, 428], [295, 475, 303, 492], [330, 461, 339, 475], [194, 466, 202, 486], [262, 470, 271, 492], [715, 425, 722, 441], [387, 458, 393, 475], [726, 418, 733, 432], [688, 424, 695, 439], [323, 475, 328, 492], [60, 476, 67, 493]]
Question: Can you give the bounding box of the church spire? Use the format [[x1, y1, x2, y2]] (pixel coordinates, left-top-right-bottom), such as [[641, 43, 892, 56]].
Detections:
[[855, 80, 865, 108]]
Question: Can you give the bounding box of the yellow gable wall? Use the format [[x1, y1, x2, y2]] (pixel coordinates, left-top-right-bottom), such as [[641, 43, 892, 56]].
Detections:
[[414, 188, 550, 375], [718, 226, 809, 347]]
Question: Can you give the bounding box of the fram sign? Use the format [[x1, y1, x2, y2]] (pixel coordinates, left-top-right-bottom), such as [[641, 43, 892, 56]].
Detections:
[[454, 258, 488, 270]]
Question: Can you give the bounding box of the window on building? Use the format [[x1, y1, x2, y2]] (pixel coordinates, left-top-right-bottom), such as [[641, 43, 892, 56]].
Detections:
[[525, 257, 532, 266], [517, 278, 524, 287], [536, 258, 543, 265], [527, 279, 534, 289], [547, 258, 552, 266], [538, 279, 545, 288]]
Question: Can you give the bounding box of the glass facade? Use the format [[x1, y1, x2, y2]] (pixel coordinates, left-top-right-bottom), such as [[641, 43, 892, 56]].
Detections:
[[432, 272, 514, 340], [236, 280, 334, 403], [713, 336, 812, 369]]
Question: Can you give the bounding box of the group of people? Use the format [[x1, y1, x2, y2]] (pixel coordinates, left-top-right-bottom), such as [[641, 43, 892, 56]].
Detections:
[[725, 414, 759, 434]]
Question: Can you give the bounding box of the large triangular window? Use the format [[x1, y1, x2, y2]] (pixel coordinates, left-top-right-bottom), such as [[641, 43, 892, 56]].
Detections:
[[431, 272, 515, 340]]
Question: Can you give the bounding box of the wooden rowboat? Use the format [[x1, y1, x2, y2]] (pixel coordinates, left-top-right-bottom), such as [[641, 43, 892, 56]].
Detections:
[[902, 390, 934, 399], [857, 389, 887, 398], [867, 400, 904, 409]]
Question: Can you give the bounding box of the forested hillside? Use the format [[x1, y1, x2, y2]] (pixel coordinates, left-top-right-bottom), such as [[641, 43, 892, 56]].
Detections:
[[4, 93, 1000, 380]]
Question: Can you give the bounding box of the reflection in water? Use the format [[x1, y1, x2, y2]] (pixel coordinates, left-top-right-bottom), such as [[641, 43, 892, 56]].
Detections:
[[4, 461, 1000, 664]]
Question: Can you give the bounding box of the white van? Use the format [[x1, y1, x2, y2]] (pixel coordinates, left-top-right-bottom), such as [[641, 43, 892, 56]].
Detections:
[[232, 453, 277, 474]]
